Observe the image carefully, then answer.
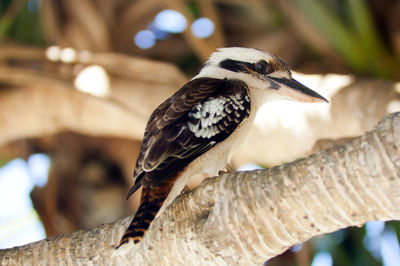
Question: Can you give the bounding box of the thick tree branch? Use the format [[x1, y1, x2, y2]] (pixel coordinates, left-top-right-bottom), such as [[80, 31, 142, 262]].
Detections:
[[1, 112, 399, 265]]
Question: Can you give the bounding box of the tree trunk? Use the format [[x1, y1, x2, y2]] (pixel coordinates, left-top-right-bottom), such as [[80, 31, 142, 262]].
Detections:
[[1, 112, 399, 265]]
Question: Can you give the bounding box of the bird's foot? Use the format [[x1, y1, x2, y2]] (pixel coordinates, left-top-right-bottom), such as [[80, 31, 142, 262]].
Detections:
[[218, 164, 235, 175], [181, 185, 191, 194]]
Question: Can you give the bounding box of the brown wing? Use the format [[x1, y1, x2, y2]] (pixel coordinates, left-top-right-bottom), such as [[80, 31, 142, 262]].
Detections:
[[126, 77, 250, 198]]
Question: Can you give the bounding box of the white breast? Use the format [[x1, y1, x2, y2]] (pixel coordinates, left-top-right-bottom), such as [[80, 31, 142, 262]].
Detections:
[[158, 105, 257, 215]]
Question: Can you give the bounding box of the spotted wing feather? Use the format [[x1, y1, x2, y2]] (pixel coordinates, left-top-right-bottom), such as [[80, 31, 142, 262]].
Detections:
[[126, 78, 250, 198]]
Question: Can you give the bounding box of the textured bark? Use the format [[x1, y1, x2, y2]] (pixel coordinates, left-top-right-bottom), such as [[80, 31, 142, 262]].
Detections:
[[1, 112, 399, 265]]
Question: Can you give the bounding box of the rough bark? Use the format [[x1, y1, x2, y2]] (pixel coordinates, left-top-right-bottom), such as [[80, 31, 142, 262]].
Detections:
[[1, 112, 399, 265]]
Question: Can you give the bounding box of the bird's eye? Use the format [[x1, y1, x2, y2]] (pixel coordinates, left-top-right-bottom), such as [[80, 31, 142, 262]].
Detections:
[[255, 60, 270, 74]]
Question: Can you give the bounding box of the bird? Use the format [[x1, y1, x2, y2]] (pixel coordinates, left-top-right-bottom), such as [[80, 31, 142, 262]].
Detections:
[[118, 47, 328, 247]]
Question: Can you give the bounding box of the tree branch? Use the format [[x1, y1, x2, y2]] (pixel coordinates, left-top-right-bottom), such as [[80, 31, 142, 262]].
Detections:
[[1, 112, 399, 265], [0, 47, 186, 147]]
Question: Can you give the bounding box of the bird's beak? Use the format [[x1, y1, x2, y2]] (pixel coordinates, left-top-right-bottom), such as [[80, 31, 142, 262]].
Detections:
[[268, 77, 329, 103]]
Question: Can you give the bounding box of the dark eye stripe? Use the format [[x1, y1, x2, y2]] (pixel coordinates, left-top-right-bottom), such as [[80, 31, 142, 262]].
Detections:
[[219, 59, 253, 73], [220, 59, 274, 74]]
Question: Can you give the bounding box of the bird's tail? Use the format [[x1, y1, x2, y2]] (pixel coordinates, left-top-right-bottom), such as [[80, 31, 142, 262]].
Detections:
[[117, 184, 172, 247]]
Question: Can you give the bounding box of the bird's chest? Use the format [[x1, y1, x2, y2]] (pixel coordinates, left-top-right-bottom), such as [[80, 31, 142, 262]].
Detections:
[[160, 108, 256, 213], [188, 106, 256, 176]]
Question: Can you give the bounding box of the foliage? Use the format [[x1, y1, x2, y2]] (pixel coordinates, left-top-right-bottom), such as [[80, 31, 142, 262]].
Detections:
[[0, 0, 45, 45], [293, 0, 399, 78]]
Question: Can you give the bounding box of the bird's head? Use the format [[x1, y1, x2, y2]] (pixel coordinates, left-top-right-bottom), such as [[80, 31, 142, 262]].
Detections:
[[194, 47, 328, 104]]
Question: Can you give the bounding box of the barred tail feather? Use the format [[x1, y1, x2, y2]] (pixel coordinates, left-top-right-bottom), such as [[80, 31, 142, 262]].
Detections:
[[118, 184, 172, 247]]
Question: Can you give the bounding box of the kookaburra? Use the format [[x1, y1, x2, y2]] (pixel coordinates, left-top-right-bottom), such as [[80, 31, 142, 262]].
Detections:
[[118, 47, 328, 247]]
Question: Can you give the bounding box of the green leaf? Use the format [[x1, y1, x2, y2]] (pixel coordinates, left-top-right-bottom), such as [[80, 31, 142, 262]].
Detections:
[[294, 0, 399, 78]]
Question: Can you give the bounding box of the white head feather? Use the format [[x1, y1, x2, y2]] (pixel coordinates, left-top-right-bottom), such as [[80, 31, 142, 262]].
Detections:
[[194, 47, 291, 85], [192, 47, 294, 107]]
